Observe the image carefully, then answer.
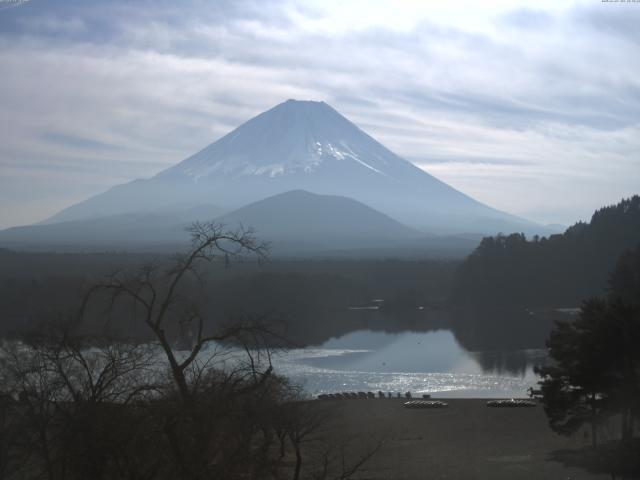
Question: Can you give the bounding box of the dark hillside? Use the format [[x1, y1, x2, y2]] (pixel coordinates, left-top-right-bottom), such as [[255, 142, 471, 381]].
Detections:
[[453, 196, 640, 308]]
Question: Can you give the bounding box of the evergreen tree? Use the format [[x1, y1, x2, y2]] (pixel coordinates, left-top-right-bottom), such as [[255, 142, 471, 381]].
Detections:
[[454, 196, 640, 307], [536, 245, 640, 447], [535, 298, 611, 446]]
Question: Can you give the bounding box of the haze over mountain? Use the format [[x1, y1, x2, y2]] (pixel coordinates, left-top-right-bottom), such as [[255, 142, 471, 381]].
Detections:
[[0, 205, 225, 250], [216, 190, 419, 241], [0, 189, 483, 256], [45, 100, 540, 236]]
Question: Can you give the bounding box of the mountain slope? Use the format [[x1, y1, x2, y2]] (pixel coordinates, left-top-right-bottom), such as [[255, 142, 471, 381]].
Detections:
[[45, 100, 539, 235], [216, 189, 420, 244], [0, 204, 224, 250], [0, 191, 424, 252]]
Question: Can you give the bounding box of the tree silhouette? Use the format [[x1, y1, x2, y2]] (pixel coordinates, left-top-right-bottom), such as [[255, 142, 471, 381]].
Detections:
[[536, 245, 640, 450], [454, 196, 640, 308], [0, 223, 383, 480]]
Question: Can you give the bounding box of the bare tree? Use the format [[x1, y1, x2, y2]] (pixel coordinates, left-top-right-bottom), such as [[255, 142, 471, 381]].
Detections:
[[75, 223, 284, 479], [277, 400, 333, 480], [0, 322, 163, 480], [80, 222, 269, 406], [309, 437, 384, 480], [0, 223, 382, 480]]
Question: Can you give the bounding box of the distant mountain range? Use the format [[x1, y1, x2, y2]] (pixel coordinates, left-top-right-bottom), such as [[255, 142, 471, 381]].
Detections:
[[0, 190, 482, 256], [0, 99, 555, 255]]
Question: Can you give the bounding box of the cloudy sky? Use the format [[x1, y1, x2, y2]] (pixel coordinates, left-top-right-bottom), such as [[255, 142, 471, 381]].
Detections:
[[0, 0, 638, 229]]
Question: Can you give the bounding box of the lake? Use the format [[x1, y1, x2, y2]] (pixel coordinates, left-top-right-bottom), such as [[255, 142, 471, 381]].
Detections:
[[271, 328, 548, 398]]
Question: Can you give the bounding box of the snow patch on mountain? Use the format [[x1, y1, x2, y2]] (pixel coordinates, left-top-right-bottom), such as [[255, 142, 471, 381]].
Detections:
[[159, 100, 401, 182], [178, 138, 386, 181]]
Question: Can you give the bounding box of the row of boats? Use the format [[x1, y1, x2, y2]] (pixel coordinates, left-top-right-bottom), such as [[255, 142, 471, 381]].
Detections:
[[404, 399, 537, 408], [316, 392, 538, 408], [317, 391, 426, 400], [486, 398, 537, 408], [403, 400, 449, 409]]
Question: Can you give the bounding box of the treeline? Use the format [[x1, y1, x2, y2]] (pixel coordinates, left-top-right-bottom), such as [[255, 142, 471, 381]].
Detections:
[[453, 196, 640, 308], [0, 249, 458, 345]]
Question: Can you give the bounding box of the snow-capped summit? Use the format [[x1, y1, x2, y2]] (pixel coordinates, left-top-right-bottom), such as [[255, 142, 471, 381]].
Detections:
[[161, 100, 402, 180], [45, 99, 539, 235]]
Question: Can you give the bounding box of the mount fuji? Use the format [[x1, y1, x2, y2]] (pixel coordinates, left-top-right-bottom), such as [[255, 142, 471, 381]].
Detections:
[[0, 100, 549, 254], [44, 99, 537, 235]]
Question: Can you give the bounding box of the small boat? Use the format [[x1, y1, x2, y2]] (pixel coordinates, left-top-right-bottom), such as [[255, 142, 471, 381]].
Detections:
[[403, 400, 448, 409], [486, 398, 536, 408]]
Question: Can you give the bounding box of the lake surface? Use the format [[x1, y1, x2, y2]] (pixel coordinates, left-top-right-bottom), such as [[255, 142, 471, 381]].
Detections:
[[270, 329, 547, 398]]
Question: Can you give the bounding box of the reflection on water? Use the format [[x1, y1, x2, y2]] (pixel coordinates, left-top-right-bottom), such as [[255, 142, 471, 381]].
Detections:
[[208, 306, 562, 398], [271, 328, 548, 399], [471, 349, 548, 377], [308, 330, 481, 374]]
